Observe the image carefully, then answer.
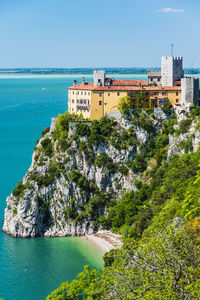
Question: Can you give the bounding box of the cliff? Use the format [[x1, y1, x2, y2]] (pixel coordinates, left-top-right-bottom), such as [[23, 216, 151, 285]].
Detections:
[[3, 106, 200, 238]]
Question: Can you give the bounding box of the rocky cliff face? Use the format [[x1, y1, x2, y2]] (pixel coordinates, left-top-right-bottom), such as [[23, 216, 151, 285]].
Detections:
[[3, 107, 198, 238]]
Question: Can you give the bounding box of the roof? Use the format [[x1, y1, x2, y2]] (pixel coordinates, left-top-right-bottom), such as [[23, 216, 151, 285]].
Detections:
[[111, 79, 148, 86], [69, 82, 97, 90], [147, 70, 161, 77], [69, 80, 181, 92], [93, 85, 181, 91]]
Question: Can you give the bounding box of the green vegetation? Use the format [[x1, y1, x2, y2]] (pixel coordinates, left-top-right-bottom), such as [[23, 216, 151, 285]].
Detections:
[[118, 96, 132, 115], [42, 127, 50, 136], [135, 92, 143, 108], [176, 118, 192, 135], [47, 222, 200, 299], [13, 180, 31, 199], [11, 107, 199, 299], [41, 138, 53, 157]]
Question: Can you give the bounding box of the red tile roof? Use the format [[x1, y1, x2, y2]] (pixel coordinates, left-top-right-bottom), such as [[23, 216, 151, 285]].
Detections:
[[111, 79, 148, 86], [69, 82, 97, 90], [69, 81, 181, 91], [93, 85, 181, 91]]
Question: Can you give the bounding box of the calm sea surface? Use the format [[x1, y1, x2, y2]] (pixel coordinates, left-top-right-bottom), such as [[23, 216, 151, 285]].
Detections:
[[0, 73, 153, 300]]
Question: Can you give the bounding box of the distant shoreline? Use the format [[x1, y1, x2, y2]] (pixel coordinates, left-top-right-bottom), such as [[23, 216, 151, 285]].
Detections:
[[0, 73, 199, 80], [0, 67, 199, 76]]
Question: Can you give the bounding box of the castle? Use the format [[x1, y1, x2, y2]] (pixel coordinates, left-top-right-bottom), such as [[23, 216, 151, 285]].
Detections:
[[68, 55, 199, 120]]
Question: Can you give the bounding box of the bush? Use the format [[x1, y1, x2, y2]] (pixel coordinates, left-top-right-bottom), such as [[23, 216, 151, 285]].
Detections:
[[118, 96, 132, 114], [42, 127, 50, 136], [41, 138, 53, 157], [155, 134, 169, 149], [95, 153, 118, 174], [76, 122, 90, 137], [13, 181, 26, 198], [178, 118, 192, 134]]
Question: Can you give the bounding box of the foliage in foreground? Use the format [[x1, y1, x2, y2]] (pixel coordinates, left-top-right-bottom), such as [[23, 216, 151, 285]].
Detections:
[[47, 221, 200, 299]]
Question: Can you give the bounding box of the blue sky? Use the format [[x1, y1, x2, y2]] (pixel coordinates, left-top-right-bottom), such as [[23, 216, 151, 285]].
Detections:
[[0, 0, 199, 68]]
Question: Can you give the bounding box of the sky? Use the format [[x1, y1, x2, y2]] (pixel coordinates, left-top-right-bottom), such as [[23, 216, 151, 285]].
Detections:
[[0, 0, 199, 68]]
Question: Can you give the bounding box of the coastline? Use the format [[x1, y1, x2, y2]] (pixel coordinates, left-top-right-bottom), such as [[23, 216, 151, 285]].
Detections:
[[83, 230, 122, 255]]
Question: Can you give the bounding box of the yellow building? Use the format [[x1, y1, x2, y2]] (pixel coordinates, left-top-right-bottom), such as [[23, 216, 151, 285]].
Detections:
[[68, 75, 182, 120]]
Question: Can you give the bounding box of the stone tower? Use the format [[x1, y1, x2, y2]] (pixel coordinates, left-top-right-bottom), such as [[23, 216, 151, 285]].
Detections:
[[181, 77, 199, 108], [94, 70, 106, 86], [161, 56, 184, 86]]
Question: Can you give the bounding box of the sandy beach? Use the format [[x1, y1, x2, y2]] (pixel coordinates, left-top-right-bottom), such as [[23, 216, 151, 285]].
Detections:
[[83, 230, 122, 255]]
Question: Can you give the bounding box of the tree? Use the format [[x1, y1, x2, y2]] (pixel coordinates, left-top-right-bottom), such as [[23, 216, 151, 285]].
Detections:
[[118, 96, 132, 115], [101, 224, 200, 299], [46, 265, 102, 299], [135, 92, 143, 108]]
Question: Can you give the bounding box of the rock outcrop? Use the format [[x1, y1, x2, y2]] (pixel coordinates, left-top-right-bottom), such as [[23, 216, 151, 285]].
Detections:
[[3, 107, 197, 238]]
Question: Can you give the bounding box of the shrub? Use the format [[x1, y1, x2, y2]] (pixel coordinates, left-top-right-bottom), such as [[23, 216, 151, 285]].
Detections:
[[42, 127, 50, 136], [155, 134, 169, 149], [41, 138, 53, 157], [178, 118, 192, 134], [13, 181, 26, 198], [118, 96, 132, 114], [95, 153, 118, 174], [76, 122, 90, 136]]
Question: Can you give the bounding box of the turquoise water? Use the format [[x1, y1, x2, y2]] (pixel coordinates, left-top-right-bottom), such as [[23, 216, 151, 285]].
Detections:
[[0, 74, 147, 299]]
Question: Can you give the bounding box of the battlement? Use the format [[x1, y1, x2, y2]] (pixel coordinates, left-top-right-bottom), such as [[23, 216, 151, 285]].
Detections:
[[161, 56, 184, 86], [173, 56, 183, 60]]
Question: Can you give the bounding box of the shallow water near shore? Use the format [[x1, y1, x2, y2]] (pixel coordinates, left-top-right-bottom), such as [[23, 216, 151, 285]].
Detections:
[[0, 73, 148, 299]]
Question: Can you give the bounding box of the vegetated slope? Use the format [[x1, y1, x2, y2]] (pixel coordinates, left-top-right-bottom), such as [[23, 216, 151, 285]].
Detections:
[[46, 107, 200, 299]]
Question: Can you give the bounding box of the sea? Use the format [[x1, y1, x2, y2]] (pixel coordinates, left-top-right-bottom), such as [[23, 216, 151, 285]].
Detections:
[[0, 71, 199, 299]]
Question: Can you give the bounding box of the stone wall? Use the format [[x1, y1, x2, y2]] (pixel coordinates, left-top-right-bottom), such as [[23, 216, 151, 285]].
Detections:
[[181, 77, 199, 108]]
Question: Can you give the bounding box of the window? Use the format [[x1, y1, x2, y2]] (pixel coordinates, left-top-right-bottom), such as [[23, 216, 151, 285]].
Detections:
[[154, 92, 158, 96], [108, 93, 110, 96], [77, 92, 79, 95], [99, 93, 102, 97], [85, 92, 87, 95], [88, 92, 90, 95], [150, 78, 153, 81], [162, 92, 166, 96], [84, 100, 86, 104], [81, 92, 83, 95], [146, 92, 148, 95], [72, 99, 74, 103], [72, 108, 74, 111], [158, 78, 160, 82], [77, 100, 79, 104], [73, 91, 74, 95], [176, 99, 179, 103], [99, 101, 102, 105], [117, 92, 120, 96], [176, 92, 179, 96], [132, 91, 135, 96]]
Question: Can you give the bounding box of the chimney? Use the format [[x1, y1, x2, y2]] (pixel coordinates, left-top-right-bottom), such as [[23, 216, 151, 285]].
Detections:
[[82, 76, 85, 84], [73, 80, 77, 86]]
